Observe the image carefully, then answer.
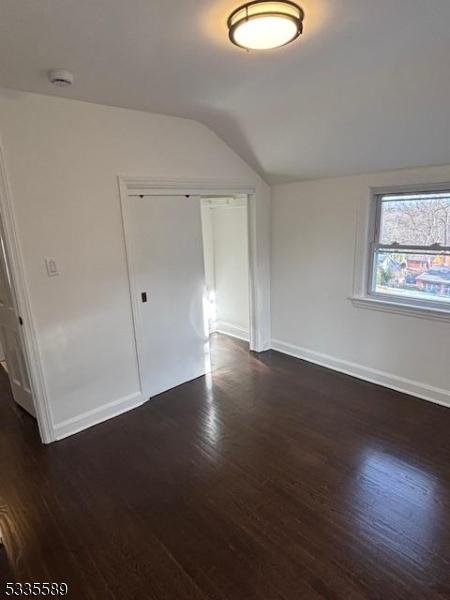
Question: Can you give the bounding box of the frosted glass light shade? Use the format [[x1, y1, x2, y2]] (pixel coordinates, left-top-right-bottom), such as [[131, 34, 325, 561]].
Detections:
[[228, 1, 304, 50]]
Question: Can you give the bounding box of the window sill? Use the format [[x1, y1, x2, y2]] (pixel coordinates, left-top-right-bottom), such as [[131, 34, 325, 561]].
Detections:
[[350, 296, 450, 323]]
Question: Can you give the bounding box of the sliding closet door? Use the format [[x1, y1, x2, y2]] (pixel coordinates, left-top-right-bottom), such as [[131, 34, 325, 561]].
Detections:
[[126, 194, 209, 399]]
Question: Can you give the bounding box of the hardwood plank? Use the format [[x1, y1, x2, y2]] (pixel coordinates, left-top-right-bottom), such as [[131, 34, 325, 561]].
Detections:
[[0, 334, 449, 599]]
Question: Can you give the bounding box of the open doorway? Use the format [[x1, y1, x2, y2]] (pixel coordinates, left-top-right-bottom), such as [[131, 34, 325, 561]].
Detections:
[[0, 145, 53, 443], [119, 176, 268, 408], [200, 195, 250, 355], [0, 220, 36, 419]]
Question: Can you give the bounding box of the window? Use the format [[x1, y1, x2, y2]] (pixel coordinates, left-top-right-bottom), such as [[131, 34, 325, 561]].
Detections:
[[369, 189, 450, 308]]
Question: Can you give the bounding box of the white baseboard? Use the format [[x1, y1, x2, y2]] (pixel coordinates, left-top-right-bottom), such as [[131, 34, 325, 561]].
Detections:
[[215, 320, 249, 342], [271, 339, 450, 409], [53, 391, 144, 440]]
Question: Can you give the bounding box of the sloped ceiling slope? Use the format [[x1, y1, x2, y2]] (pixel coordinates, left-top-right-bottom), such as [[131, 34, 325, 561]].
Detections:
[[1, 0, 450, 182]]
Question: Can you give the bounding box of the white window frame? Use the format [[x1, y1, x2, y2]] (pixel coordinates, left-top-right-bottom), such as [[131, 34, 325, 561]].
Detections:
[[350, 182, 450, 322]]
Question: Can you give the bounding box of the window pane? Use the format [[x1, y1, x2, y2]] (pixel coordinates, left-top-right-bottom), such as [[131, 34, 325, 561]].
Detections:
[[373, 251, 450, 303], [379, 193, 450, 246]]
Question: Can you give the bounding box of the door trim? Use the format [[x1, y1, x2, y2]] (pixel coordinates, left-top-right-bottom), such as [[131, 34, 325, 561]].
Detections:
[[0, 142, 54, 443], [118, 176, 266, 399]]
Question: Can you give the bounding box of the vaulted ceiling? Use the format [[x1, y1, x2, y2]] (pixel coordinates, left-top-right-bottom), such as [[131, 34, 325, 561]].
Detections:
[[1, 0, 450, 183]]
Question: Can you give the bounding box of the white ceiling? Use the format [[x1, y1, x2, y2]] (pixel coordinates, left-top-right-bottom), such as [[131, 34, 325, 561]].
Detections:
[[1, 0, 450, 183]]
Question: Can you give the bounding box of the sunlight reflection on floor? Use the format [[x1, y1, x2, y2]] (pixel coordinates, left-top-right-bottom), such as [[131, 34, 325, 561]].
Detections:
[[351, 448, 441, 568]]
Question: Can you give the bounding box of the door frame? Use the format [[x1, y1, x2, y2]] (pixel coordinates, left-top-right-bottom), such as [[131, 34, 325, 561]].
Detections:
[[118, 176, 266, 398], [0, 142, 54, 443]]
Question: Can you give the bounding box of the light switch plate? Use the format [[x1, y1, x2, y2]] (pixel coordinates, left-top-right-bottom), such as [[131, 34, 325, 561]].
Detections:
[[45, 257, 59, 277]]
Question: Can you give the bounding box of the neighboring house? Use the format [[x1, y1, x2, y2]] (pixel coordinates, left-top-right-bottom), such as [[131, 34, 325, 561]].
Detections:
[[416, 266, 450, 296], [406, 256, 431, 273]]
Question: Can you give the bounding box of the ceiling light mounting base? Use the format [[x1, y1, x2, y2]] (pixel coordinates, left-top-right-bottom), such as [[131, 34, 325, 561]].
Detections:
[[48, 69, 74, 87]]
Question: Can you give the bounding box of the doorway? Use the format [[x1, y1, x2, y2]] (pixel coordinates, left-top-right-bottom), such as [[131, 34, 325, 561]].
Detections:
[[0, 143, 54, 443], [120, 177, 263, 405], [200, 196, 250, 346], [0, 218, 36, 418]]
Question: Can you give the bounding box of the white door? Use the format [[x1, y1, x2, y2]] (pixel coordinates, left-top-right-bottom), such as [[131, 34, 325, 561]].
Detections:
[[126, 194, 210, 399], [0, 236, 35, 416]]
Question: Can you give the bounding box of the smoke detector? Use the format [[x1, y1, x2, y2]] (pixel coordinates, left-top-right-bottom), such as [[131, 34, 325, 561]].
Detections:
[[48, 69, 74, 87]]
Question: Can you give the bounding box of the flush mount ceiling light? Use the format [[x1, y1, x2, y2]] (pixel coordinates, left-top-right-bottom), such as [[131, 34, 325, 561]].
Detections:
[[228, 0, 304, 50]]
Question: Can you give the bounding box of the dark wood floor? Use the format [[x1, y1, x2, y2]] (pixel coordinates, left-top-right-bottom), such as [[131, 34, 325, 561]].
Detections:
[[1, 334, 450, 599]]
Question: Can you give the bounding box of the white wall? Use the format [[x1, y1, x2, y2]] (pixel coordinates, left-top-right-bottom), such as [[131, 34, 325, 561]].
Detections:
[[201, 202, 249, 340], [213, 205, 249, 338], [272, 164, 450, 407], [0, 88, 271, 439]]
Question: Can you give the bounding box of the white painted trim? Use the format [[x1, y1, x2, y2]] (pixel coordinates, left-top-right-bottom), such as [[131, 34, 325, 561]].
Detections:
[[350, 295, 450, 323], [369, 181, 450, 196], [215, 320, 249, 342], [352, 186, 381, 300], [0, 141, 55, 443], [118, 177, 145, 398], [120, 175, 255, 197], [247, 190, 263, 351], [54, 392, 144, 440], [271, 339, 450, 409]]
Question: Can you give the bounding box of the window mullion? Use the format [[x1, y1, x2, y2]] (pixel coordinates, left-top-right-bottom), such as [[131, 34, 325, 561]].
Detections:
[[376, 243, 450, 254]]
